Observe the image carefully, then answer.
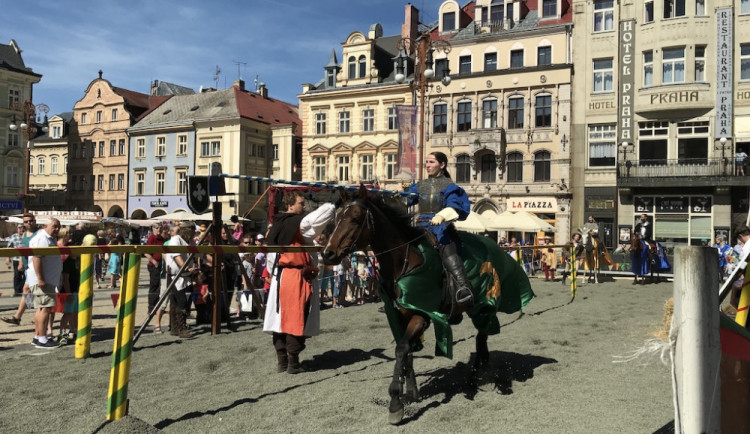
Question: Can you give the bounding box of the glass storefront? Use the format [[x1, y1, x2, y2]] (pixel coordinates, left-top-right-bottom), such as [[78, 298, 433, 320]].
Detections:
[[634, 195, 712, 245]]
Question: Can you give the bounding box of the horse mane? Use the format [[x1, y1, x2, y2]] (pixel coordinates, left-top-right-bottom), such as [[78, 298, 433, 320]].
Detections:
[[366, 194, 426, 242]]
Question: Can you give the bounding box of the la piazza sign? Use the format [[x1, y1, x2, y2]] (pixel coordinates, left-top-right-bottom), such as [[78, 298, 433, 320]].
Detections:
[[507, 197, 557, 213]]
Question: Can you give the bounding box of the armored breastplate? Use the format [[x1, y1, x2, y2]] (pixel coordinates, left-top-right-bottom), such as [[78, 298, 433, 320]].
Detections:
[[416, 176, 453, 214]]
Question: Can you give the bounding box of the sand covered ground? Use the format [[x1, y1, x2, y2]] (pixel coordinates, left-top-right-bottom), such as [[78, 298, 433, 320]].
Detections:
[[0, 275, 674, 433]]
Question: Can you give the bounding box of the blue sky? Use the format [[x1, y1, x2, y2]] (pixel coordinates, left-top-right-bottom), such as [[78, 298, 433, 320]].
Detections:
[[5, 0, 445, 117]]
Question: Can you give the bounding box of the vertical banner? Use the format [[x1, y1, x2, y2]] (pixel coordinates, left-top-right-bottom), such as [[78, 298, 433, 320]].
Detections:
[[716, 7, 733, 139], [396, 105, 418, 181], [618, 19, 635, 146]]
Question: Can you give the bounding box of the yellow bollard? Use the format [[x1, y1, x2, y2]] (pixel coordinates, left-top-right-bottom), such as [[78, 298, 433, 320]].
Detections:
[[736, 273, 750, 327], [106, 253, 140, 421], [75, 254, 94, 359], [570, 247, 577, 299]]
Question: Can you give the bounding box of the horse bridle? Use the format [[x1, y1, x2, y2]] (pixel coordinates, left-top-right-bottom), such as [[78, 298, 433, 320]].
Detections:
[[334, 199, 375, 257], [334, 199, 426, 259]]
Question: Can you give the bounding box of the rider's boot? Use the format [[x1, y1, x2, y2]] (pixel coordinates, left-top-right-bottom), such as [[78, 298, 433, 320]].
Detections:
[[444, 254, 474, 310]]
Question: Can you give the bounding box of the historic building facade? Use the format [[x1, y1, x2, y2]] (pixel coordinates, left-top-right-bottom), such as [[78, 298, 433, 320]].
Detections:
[[298, 22, 410, 192], [421, 0, 574, 242], [0, 39, 42, 215], [571, 0, 750, 247], [71, 71, 157, 217], [28, 112, 71, 211], [129, 80, 300, 228]]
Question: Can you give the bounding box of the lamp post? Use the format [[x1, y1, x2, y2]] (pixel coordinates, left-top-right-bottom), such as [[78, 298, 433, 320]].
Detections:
[[395, 31, 451, 180], [9, 101, 49, 213], [619, 141, 632, 177], [718, 136, 729, 175]]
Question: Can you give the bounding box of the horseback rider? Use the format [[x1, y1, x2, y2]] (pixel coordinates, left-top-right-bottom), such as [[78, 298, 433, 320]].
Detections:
[[407, 151, 473, 310], [634, 214, 653, 243]]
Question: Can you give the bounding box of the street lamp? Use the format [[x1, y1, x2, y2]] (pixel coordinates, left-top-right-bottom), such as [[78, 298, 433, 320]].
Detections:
[[717, 136, 730, 175], [9, 101, 49, 213], [394, 31, 451, 180], [618, 141, 632, 177]]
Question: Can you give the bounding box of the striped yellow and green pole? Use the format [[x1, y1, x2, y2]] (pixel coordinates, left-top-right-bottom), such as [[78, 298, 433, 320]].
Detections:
[[75, 254, 95, 359], [736, 271, 750, 327], [106, 253, 141, 421], [571, 247, 578, 297]]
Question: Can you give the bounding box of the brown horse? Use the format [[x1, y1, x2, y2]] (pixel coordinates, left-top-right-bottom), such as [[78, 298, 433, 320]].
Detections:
[[578, 226, 614, 284], [322, 186, 533, 425]]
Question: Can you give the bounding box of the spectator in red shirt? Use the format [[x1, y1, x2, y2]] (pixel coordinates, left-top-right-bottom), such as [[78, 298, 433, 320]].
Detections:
[[144, 225, 169, 333]]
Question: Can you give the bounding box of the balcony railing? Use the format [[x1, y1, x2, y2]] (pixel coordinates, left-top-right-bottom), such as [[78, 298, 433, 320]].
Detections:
[[618, 157, 736, 178]]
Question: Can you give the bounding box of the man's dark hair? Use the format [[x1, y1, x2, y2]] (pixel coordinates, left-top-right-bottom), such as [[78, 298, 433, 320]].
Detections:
[[736, 226, 750, 239], [282, 191, 304, 209]]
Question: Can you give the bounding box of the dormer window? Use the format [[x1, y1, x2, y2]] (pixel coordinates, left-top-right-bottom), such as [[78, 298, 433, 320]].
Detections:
[[348, 56, 356, 79], [358, 55, 367, 78], [327, 70, 335, 87], [542, 0, 557, 17], [443, 12, 456, 31]]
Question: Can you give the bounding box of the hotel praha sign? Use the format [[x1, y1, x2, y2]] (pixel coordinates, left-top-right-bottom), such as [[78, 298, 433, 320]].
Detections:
[[618, 19, 635, 144]]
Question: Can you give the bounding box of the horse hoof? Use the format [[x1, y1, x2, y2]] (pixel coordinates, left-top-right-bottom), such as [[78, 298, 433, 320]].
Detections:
[[388, 408, 404, 425]]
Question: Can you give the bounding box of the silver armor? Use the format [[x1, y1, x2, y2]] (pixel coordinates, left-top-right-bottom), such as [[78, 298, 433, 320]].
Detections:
[[416, 176, 453, 214]]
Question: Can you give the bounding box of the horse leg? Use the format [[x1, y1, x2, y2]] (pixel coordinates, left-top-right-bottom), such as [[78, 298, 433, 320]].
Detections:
[[403, 352, 419, 403], [388, 338, 409, 425], [388, 315, 427, 425], [468, 332, 489, 389]]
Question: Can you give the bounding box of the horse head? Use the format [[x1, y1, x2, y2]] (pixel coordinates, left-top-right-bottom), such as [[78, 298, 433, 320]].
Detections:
[[578, 227, 595, 253], [630, 233, 643, 252], [322, 185, 374, 265]]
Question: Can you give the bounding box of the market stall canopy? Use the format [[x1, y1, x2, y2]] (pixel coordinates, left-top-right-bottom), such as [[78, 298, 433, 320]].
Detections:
[[485, 211, 556, 232], [101, 217, 148, 228], [454, 212, 493, 233], [150, 211, 248, 223], [11, 211, 102, 227]]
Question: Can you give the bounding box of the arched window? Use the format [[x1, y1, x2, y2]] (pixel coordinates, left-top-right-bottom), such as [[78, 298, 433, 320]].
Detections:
[[358, 55, 367, 78], [38, 156, 46, 175], [535, 94, 552, 127], [348, 56, 356, 79], [433, 103, 448, 133], [506, 152, 523, 182], [534, 151, 551, 182], [455, 154, 471, 183], [480, 153, 496, 183], [51, 156, 58, 174], [508, 96, 525, 129]]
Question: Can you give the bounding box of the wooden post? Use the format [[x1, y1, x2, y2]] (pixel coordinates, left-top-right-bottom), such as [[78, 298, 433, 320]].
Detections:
[[212, 201, 222, 335], [673, 246, 721, 433]]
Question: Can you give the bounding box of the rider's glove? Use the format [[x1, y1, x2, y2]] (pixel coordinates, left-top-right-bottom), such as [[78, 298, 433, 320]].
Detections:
[[430, 207, 459, 225]]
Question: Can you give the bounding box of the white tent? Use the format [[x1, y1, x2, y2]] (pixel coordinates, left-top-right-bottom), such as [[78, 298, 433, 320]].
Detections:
[[454, 212, 493, 233], [150, 211, 247, 223], [485, 210, 556, 232]]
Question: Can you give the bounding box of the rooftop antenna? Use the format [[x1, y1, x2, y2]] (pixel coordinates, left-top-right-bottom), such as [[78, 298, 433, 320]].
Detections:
[[232, 59, 247, 80], [213, 65, 221, 89], [254, 74, 259, 92]]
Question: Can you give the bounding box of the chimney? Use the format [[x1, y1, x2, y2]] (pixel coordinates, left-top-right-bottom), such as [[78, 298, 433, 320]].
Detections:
[[258, 82, 268, 98], [151, 79, 159, 95], [402, 3, 419, 46], [234, 79, 245, 91]]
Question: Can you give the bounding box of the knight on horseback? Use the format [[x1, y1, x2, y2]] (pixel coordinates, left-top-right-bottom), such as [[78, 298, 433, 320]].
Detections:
[[635, 213, 653, 244], [407, 151, 474, 312]]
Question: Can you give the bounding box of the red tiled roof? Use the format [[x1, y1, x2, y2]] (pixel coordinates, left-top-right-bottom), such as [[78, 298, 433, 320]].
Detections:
[[112, 86, 151, 109], [135, 95, 172, 121], [233, 86, 300, 128]]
